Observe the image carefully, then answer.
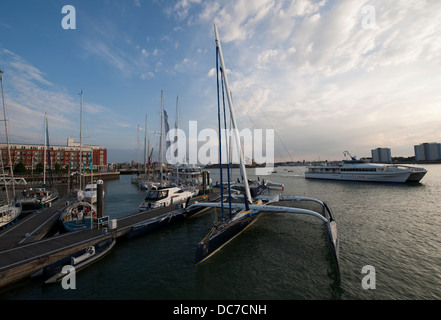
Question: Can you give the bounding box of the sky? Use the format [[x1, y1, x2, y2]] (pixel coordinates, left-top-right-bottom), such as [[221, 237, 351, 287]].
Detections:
[[0, 0, 440, 164]]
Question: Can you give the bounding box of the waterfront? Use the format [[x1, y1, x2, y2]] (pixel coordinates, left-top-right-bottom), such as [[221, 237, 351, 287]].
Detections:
[[1, 164, 441, 300]]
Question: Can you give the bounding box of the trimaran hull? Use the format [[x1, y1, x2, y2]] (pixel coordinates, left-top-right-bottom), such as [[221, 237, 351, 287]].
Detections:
[[195, 209, 261, 265], [191, 24, 340, 275], [191, 200, 340, 272]]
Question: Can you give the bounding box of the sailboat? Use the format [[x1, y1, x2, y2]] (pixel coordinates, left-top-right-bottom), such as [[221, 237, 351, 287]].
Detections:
[[188, 25, 340, 273], [19, 113, 59, 212], [0, 152, 22, 229], [138, 92, 195, 211], [59, 91, 98, 232], [0, 70, 22, 229], [138, 114, 160, 191]]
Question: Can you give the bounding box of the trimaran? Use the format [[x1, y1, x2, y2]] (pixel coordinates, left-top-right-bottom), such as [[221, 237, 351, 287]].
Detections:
[[187, 24, 340, 274]]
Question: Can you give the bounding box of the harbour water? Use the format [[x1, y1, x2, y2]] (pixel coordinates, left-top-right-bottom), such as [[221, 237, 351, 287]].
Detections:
[[1, 164, 441, 300]]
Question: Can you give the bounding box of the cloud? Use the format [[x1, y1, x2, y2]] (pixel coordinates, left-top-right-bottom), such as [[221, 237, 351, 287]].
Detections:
[[3, 1, 441, 162], [82, 40, 134, 78], [167, 0, 202, 20], [79, 14, 157, 81], [0, 49, 77, 140], [189, 0, 441, 160], [0, 49, 125, 148]]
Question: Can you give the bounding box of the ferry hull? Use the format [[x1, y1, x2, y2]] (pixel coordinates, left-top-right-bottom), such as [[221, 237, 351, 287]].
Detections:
[[305, 172, 411, 183], [406, 170, 427, 182]]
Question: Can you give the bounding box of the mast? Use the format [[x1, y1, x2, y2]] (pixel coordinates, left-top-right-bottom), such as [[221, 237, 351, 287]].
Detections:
[[79, 90, 83, 191], [160, 90, 164, 186], [43, 113, 47, 185], [214, 24, 252, 206], [137, 124, 140, 175], [176, 96, 179, 185], [216, 46, 225, 219], [144, 114, 147, 177], [0, 70, 15, 198]]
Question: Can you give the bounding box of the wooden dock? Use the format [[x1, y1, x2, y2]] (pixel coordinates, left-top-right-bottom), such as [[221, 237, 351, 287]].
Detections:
[[0, 194, 75, 251], [0, 192, 219, 289]]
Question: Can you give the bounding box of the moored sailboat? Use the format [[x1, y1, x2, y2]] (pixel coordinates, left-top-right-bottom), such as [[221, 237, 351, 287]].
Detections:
[[0, 70, 22, 228], [188, 25, 340, 273], [19, 113, 59, 211], [32, 237, 116, 284], [59, 200, 97, 232]]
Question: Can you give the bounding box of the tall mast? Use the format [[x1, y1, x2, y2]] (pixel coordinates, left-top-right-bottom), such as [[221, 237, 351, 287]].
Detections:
[[79, 90, 83, 191], [43, 113, 47, 185], [160, 90, 164, 186], [0, 70, 15, 197], [176, 96, 179, 185], [137, 124, 140, 174], [214, 24, 252, 206], [144, 114, 147, 177]]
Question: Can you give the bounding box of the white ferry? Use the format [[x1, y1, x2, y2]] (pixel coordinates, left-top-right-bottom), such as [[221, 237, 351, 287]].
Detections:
[[305, 157, 427, 183]]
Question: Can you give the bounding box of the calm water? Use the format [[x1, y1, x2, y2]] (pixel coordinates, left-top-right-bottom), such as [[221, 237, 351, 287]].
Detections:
[[2, 164, 441, 300]]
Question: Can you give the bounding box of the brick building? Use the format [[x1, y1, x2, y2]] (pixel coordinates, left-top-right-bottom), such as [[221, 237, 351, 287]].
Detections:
[[0, 138, 107, 171]]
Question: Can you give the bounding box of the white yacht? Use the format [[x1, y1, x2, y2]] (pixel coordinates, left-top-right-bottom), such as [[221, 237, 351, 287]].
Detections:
[[138, 186, 193, 211], [305, 157, 427, 183], [0, 202, 22, 229], [171, 164, 211, 186], [79, 180, 104, 203]]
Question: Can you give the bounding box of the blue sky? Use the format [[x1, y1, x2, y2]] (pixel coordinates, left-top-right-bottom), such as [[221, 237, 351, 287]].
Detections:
[[1, 0, 441, 163]]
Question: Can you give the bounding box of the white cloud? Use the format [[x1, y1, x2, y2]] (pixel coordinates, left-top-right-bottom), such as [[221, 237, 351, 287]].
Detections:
[[191, 0, 441, 160], [0, 49, 128, 148], [3, 1, 441, 162]]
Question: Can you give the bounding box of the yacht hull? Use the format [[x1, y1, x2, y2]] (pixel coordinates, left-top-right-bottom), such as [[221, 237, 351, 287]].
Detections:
[[194, 210, 261, 265], [128, 210, 185, 239]]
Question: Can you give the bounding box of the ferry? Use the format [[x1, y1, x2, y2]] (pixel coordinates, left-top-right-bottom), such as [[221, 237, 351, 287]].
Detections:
[[305, 156, 427, 183]]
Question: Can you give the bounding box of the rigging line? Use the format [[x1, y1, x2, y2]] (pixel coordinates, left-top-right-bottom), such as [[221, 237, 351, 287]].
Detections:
[[226, 55, 317, 197], [226, 87, 287, 163], [221, 67, 233, 219], [226, 56, 297, 163], [226, 56, 308, 177]]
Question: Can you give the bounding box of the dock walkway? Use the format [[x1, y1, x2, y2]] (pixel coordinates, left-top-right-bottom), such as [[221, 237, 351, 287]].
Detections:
[[0, 194, 75, 251]]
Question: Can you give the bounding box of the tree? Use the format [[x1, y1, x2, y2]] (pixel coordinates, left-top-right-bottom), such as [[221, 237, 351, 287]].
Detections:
[[35, 162, 44, 173], [13, 162, 27, 174], [54, 163, 61, 173]]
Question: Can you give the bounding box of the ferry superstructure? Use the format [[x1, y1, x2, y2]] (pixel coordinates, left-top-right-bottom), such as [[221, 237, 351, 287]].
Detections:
[[305, 159, 427, 183]]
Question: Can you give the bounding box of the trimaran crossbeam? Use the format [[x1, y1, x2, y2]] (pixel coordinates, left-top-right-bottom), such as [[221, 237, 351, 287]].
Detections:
[[186, 24, 340, 275]]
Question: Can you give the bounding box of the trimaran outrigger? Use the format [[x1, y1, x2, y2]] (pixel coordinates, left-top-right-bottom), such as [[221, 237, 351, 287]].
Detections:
[[187, 24, 340, 274]]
